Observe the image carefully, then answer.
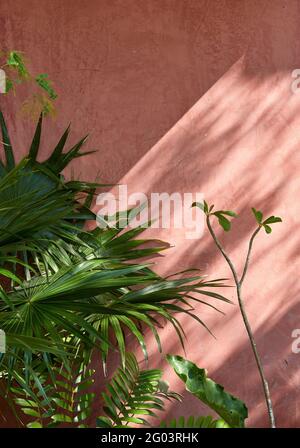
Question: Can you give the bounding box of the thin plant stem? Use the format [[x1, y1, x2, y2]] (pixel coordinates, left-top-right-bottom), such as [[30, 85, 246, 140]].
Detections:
[[206, 215, 276, 428], [240, 227, 260, 286]]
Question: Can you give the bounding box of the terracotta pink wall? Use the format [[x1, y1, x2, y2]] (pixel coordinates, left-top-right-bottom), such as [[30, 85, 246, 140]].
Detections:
[[1, 0, 300, 427]]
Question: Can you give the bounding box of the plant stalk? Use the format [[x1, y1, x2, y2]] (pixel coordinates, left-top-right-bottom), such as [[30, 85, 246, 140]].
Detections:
[[206, 216, 276, 428]]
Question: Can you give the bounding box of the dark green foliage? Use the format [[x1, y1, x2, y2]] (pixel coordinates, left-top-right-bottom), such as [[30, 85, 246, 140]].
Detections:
[[0, 114, 229, 417], [14, 363, 95, 428], [193, 201, 282, 234], [252, 208, 282, 234], [192, 201, 236, 231], [160, 415, 229, 428], [97, 353, 181, 427]]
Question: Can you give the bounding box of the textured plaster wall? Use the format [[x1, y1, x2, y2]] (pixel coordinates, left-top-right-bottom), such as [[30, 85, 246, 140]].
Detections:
[[1, 0, 300, 427]]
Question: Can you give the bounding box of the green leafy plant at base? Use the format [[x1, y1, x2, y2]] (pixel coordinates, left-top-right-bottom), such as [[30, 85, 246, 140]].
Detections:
[[97, 353, 181, 428], [0, 112, 231, 426], [160, 416, 229, 428], [166, 355, 247, 428], [192, 200, 282, 428], [13, 362, 96, 428], [14, 352, 180, 429], [0, 50, 281, 429], [96, 353, 245, 429]]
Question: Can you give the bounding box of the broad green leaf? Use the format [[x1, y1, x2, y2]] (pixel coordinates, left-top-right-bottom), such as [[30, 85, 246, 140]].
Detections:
[[252, 208, 263, 224], [22, 408, 41, 418], [166, 355, 248, 428], [191, 200, 210, 214], [264, 224, 272, 234], [27, 421, 42, 428], [191, 202, 205, 212], [214, 213, 231, 232], [263, 216, 282, 225], [218, 210, 237, 217]]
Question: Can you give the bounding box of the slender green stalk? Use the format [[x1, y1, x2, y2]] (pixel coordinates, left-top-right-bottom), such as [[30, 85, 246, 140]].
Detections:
[[206, 216, 276, 428]]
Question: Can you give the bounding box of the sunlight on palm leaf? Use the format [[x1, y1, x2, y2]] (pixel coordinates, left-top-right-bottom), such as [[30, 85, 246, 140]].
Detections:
[[0, 111, 230, 422]]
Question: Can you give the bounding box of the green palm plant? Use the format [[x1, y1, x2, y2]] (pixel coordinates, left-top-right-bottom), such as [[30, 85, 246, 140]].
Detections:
[[0, 113, 231, 426], [13, 362, 96, 428], [0, 110, 98, 182], [0, 110, 100, 271], [97, 353, 181, 428], [0, 256, 229, 384], [14, 352, 179, 429], [97, 354, 247, 429], [160, 416, 229, 428], [14, 352, 246, 429]]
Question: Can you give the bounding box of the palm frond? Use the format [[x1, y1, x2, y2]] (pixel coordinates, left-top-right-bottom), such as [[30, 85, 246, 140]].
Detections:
[[13, 362, 95, 428], [0, 111, 233, 427], [160, 415, 229, 428], [97, 353, 180, 427], [0, 110, 15, 171]]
